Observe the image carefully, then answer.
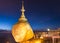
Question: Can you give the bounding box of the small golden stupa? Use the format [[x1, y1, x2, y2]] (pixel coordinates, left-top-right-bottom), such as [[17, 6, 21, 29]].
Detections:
[[12, 1, 34, 43]]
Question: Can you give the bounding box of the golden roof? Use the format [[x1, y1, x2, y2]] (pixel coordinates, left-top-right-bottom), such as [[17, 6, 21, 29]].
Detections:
[[12, 1, 34, 42]]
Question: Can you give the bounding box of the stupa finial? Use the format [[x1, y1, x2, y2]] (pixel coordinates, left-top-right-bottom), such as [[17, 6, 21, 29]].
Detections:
[[21, 0, 25, 18], [19, 0, 27, 21]]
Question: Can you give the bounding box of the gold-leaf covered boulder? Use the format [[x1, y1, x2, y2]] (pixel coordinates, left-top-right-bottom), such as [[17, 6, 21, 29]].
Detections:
[[12, 21, 34, 42]]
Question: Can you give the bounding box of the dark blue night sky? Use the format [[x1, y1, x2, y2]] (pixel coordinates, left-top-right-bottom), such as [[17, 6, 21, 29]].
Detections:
[[0, 0, 60, 30]]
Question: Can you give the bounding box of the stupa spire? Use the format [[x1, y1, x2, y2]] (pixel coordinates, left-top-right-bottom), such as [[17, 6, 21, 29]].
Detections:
[[21, 0, 25, 18], [19, 0, 27, 21]]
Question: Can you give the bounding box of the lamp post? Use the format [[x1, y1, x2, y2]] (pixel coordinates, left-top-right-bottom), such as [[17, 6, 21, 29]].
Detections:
[[47, 28, 50, 36]]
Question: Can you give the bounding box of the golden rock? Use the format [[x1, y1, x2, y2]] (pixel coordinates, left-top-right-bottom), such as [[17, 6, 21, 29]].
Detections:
[[12, 1, 34, 42]]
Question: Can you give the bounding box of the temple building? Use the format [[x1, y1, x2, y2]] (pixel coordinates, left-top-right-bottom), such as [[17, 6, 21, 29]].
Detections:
[[12, 1, 34, 43]]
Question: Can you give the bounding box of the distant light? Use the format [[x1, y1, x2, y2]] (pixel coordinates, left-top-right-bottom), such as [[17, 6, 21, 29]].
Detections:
[[40, 36, 43, 39], [47, 28, 50, 31]]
